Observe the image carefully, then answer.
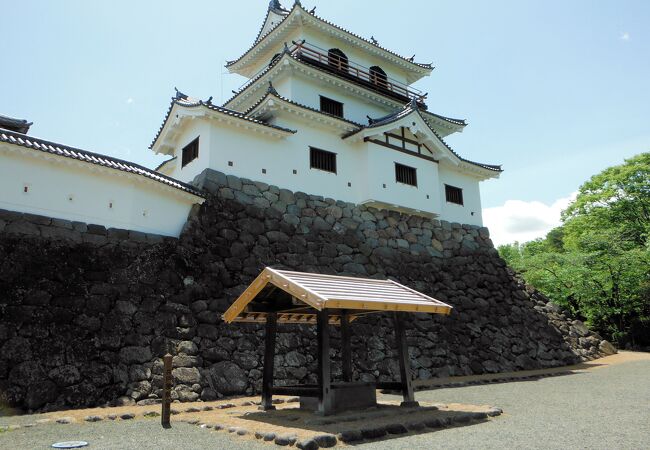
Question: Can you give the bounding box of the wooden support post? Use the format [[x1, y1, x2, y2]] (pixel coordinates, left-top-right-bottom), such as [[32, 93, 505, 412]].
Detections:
[[161, 354, 172, 428], [341, 310, 352, 382], [394, 312, 419, 407], [261, 312, 278, 411], [317, 309, 333, 415]]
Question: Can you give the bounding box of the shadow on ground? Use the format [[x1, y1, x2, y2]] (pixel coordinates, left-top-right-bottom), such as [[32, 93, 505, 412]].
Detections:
[[238, 402, 493, 444]]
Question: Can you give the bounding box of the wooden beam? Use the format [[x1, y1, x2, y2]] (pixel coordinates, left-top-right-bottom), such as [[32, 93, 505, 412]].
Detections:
[[260, 312, 278, 411], [272, 386, 320, 396], [341, 310, 352, 382], [317, 309, 333, 415], [365, 137, 439, 163], [394, 312, 419, 407]]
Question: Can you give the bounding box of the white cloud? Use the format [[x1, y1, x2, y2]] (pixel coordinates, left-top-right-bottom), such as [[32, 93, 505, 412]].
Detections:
[[620, 32, 630, 41], [483, 193, 577, 247], [126, 98, 134, 104]]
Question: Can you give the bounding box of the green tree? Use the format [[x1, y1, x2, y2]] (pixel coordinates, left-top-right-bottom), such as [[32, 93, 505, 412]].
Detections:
[[498, 153, 650, 347]]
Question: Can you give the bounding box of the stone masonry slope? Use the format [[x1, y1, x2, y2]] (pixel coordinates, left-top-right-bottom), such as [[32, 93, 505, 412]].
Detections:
[[0, 169, 612, 412]]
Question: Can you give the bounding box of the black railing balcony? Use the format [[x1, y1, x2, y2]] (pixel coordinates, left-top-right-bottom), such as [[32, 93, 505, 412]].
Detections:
[[291, 41, 427, 106]]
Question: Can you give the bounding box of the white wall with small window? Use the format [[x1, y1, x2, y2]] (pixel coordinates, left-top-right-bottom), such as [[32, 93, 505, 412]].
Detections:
[[161, 113, 485, 225], [288, 75, 394, 124], [363, 139, 440, 215], [0, 144, 202, 236], [166, 120, 212, 182], [438, 165, 483, 225]]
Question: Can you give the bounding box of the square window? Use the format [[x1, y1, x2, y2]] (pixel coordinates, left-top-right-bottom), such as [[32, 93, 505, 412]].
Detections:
[[309, 147, 337, 173], [293, 169, 297, 174], [181, 137, 199, 168], [445, 185, 464, 205], [348, 182, 352, 187], [320, 96, 344, 118], [395, 163, 417, 187], [228, 161, 233, 167], [262, 168, 267, 174]]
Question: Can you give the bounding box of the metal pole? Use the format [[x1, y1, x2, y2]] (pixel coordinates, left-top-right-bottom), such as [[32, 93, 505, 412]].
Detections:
[[161, 354, 172, 428]]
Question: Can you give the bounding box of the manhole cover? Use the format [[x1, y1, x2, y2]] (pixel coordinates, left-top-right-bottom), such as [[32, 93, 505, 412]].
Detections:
[[52, 441, 89, 449]]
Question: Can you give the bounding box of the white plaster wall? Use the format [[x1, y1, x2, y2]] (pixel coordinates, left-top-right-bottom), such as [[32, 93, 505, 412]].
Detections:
[[0, 147, 199, 237], [288, 76, 394, 125], [364, 142, 441, 215], [438, 166, 483, 226], [167, 119, 212, 182], [167, 115, 485, 221]]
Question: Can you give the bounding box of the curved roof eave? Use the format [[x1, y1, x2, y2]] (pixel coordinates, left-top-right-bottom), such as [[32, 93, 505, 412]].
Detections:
[[150, 94, 296, 152], [227, 3, 433, 76]]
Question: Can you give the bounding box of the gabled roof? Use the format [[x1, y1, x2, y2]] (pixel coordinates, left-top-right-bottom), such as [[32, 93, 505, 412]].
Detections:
[[0, 129, 205, 198], [223, 267, 453, 324], [150, 90, 296, 152], [0, 114, 33, 134], [227, 2, 433, 80], [345, 99, 503, 176]]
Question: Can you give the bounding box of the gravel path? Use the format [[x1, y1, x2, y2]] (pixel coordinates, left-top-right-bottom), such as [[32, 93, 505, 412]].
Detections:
[[1, 356, 648, 449], [369, 357, 650, 450]]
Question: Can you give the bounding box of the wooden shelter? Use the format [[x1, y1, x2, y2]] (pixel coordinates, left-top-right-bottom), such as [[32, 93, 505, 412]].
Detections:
[[222, 267, 452, 415]]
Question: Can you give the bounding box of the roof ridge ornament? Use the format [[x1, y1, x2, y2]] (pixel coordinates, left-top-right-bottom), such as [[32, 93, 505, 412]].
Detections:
[[294, 0, 302, 6], [174, 87, 188, 100], [267, 81, 279, 95], [370, 36, 379, 45], [268, 0, 283, 11]]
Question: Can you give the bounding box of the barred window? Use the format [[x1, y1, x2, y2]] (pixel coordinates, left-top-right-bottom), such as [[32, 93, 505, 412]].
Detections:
[[310, 147, 337, 173], [395, 163, 417, 186], [445, 184, 464, 205], [181, 137, 199, 167], [320, 96, 344, 118]]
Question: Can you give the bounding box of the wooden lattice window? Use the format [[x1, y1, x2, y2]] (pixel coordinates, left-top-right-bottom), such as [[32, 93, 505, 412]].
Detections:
[[445, 184, 464, 205], [395, 163, 417, 186], [181, 137, 199, 167], [320, 96, 344, 118], [310, 147, 337, 174]]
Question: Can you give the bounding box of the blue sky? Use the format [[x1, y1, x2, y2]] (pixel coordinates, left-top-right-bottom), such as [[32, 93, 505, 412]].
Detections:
[[3, 1, 649, 244]]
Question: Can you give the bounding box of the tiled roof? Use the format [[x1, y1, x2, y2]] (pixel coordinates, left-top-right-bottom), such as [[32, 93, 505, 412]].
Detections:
[[421, 110, 467, 127], [227, 3, 433, 72], [0, 129, 205, 197], [245, 83, 363, 127], [346, 100, 502, 173], [150, 93, 296, 150], [154, 156, 176, 172], [0, 114, 33, 134]]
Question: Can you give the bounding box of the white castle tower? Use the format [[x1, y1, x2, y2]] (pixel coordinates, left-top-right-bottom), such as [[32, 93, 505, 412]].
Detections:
[[151, 1, 502, 225]]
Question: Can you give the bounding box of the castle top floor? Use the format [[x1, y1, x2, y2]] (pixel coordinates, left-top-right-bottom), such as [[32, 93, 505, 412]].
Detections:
[[226, 1, 434, 87]]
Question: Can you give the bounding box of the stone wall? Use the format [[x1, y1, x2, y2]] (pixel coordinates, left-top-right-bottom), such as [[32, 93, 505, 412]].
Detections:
[[0, 169, 613, 413]]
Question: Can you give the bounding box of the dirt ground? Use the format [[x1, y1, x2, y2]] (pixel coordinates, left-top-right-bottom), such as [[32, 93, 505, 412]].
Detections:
[[2, 351, 647, 446]]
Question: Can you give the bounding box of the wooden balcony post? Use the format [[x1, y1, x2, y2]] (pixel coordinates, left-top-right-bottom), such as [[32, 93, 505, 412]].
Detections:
[[261, 312, 278, 411]]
